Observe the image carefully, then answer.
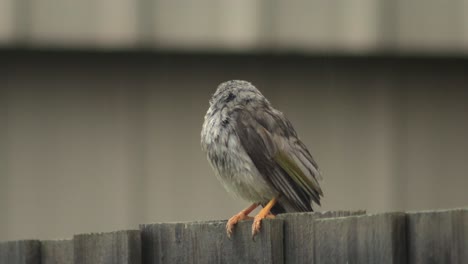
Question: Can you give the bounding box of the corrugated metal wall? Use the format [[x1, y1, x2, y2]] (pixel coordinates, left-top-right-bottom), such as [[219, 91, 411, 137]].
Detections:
[[1, 0, 468, 53]]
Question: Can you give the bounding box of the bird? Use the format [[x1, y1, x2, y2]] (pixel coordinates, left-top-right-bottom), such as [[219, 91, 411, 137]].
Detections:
[[201, 80, 323, 238]]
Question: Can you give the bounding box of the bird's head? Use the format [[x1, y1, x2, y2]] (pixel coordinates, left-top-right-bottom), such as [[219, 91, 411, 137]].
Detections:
[[209, 80, 268, 109]]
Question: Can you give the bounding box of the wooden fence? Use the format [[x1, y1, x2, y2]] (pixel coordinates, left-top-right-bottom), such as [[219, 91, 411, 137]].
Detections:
[[0, 208, 466, 264]]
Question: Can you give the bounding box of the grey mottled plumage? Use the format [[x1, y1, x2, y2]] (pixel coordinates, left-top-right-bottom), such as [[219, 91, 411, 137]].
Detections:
[[201, 80, 323, 214]]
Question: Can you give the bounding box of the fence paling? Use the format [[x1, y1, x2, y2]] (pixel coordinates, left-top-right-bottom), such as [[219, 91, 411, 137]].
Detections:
[[0, 209, 467, 264]]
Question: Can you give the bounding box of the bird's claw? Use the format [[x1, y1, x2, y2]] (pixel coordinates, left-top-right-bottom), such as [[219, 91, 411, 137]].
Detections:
[[251, 213, 275, 239], [251, 216, 262, 239], [226, 220, 236, 238], [226, 213, 253, 238]]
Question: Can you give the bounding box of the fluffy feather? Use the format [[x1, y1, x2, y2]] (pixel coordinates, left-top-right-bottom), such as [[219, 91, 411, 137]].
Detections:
[[201, 80, 323, 213]]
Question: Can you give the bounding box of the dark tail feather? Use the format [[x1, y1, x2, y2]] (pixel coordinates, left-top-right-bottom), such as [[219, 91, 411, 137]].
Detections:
[[262, 201, 291, 215], [263, 198, 314, 215], [269, 203, 287, 215]]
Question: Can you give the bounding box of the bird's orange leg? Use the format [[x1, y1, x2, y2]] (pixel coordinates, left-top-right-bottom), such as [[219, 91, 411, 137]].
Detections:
[[252, 197, 278, 237], [226, 203, 259, 237]]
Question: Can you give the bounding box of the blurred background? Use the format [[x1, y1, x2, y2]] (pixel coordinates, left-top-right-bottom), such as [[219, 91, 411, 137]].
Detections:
[[1, 0, 468, 241]]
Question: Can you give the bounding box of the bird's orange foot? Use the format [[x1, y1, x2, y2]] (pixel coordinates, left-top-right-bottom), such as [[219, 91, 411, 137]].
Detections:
[[252, 212, 275, 238], [251, 197, 278, 239], [226, 213, 253, 238], [226, 203, 259, 238]]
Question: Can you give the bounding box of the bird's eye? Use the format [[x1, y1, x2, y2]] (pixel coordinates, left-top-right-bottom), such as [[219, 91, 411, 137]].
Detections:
[[225, 93, 236, 103]]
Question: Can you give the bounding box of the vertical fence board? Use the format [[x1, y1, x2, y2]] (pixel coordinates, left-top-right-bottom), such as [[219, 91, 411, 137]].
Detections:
[[2, 209, 468, 263], [407, 208, 468, 264], [315, 213, 406, 264], [277, 210, 366, 263], [41, 239, 73, 264], [141, 219, 283, 264], [0, 240, 40, 264], [74, 230, 141, 264], [355, 213, 407, 263]]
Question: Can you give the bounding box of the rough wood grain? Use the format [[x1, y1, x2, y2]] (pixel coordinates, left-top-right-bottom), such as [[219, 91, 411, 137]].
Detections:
[[0, 240, 40, 264], [74, 230, 141, 264], [141, 219, 283, 264], [407, 208, 468, 264], [277, 210, 366, 263], [315, 212, 406, 264], [41, 239, 73, 264]]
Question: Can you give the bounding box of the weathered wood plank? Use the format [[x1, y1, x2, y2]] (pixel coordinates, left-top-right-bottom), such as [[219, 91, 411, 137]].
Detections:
[[277, 210, 366, 263], [0, 240, 40, 264], [74, 230, 141, 264], [141, 219, 283, 264], [315, 212, 406, 264], [407, 208, 468, 264], [41, 239, 73, 264]]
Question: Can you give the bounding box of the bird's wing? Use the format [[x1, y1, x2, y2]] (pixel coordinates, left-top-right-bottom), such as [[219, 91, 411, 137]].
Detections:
[[235, 107, 323, 211]]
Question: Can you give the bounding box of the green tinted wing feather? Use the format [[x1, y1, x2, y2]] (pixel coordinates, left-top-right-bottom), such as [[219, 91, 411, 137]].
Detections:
[[235, 107, 323, 210], [275, 150, 322, 204]]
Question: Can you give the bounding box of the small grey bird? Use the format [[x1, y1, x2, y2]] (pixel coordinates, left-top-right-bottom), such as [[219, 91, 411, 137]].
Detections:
[[201, 80, 323, 237]]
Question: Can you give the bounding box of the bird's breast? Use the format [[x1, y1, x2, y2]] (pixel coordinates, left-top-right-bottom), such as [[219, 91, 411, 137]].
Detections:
[[201, 114, 277, 202]]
